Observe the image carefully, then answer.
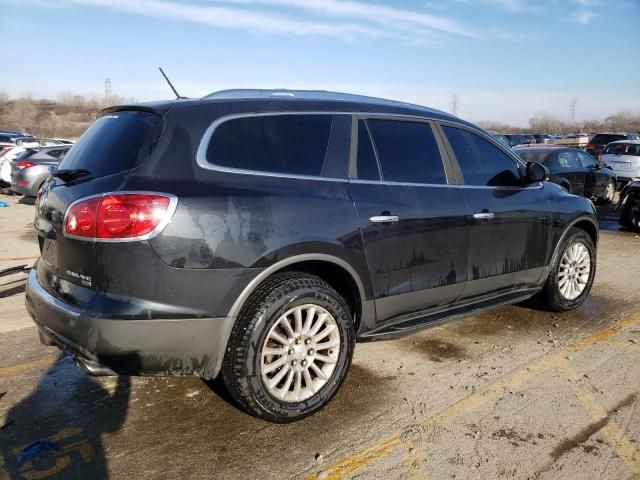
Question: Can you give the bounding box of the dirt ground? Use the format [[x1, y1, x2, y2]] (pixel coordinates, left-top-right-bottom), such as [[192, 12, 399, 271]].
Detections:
[[0, 191, 639, 480]]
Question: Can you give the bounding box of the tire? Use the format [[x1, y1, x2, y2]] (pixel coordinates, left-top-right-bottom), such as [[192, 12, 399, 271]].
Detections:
[[620, 200, 640, 232], [222, 272, 355, 423], [599, 179, 615, 205], [539, 227, 596, 312]]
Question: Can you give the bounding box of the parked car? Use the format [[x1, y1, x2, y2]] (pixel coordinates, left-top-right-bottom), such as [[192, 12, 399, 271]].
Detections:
[[0, 146, 24, 185], [515, 145, 616, 203], [532, 134, 552, 144], [599, 140, 640, 189], [489, 132, 512, 149], [10, 145, 71, 196], [26, 90, 598, 422], [586, 132, 640, 158], [504, 134, 532, 147], [0, 132, 33, 143], [617, 180, 640, 232], [0, 148, 11, 186]]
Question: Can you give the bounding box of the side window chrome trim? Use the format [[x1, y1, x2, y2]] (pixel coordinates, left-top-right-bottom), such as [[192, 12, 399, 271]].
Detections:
[[196, 111, 450, 182], [349, 178, 544, 190]]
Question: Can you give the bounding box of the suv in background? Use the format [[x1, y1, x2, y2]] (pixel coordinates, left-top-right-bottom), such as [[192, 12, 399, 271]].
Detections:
[[587, 132, 640, 158], [10, 145, 72, 196], [26, 90, 598, 422]]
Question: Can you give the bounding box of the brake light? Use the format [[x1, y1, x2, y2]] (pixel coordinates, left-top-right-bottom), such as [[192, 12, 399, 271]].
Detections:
[[64, 193, 176, 240], [14, 161, 36, 169], [586, 143, 595, 150]]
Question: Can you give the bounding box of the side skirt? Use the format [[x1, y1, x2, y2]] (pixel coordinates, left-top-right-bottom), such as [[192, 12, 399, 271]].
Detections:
[[357, 287, 540, 342]]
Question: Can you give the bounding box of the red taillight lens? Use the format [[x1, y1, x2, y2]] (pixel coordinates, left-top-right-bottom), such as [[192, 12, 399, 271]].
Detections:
[[64, 193, 174, 240], [14, 161, 36, 169], [586, 143, 595, 150]]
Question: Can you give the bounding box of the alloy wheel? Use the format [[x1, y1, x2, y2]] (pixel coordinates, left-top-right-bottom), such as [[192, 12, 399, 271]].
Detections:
[[261, 304, 341, 403], [558, 241, 591, 300]]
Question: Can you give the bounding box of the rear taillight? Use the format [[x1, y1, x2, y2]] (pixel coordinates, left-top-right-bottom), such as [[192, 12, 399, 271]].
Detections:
[[64, 193, 176, 240], [586, 143, 595, 150], [14, 161, 36, 169]]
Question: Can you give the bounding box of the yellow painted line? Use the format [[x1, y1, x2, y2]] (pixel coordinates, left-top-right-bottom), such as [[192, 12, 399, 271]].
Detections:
[[0, 357, 56, 377], [307, 311, 640, 479], [556, 359, 640, 474]]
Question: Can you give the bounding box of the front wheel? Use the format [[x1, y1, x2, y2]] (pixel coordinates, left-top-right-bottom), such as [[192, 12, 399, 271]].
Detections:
[[222, 272, 355, 423], [539, 228, 596, 311]]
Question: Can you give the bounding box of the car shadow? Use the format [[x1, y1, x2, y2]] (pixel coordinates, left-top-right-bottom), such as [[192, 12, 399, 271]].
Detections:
[[17, 197, 35, 206], [0, 353, 131, 479]]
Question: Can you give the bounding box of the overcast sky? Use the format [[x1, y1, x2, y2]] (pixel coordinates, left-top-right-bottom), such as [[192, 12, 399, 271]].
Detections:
[[1, 0, 639, 126]]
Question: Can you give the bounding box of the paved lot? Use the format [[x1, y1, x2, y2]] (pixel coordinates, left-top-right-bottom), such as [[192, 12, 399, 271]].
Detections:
[[0, 192, 639, 480]]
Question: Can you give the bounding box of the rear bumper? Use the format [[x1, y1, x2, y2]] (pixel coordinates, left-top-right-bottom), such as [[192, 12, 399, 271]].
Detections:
[[25, 266, 235, 379]]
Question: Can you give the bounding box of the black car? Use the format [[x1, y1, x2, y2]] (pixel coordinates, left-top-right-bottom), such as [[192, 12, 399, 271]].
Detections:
[[26, 90, 598, 422], [586, 132, 640, 158], [515, 146, 616, 203], [618, 181, 640, 231]]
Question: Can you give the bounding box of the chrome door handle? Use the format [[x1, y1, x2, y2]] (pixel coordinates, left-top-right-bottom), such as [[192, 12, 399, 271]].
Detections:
[[472, 212, 495, 220], [369, 215, 399, 224]]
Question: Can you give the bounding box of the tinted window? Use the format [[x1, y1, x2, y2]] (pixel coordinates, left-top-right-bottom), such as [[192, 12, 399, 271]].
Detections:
[[577, 151, 598, 168], [603, 143, 640, 156], [46, 149, 63, 159], [59, 111, 163, 178], [207, 115, 333, 176], [443, 126, 521, 187], [516, 150, 553, 166], [366, 119, 445, 184], [356, 121, 380, 180], [557, 151, 580, 169]]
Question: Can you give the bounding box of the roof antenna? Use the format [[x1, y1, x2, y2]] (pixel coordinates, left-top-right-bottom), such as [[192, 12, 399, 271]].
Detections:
[[158, 67, 186, 99]]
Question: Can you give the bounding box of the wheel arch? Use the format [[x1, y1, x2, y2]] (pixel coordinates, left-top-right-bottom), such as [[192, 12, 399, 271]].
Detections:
[[227, 254, 370, 333]]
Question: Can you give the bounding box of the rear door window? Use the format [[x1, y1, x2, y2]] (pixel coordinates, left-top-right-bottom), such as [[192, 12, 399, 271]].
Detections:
[[59, 111, 163, 178], [365, 119, 446, 184], [442, 126, 521, 187], [207, 114, 333, 176]]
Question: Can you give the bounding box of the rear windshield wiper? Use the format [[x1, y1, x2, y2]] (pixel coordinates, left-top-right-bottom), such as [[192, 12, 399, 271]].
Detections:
[[52, 169, 90, 182]]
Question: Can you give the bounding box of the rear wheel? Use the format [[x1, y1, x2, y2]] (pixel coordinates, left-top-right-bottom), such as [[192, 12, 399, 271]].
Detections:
[[222, 272, 355, 423], [539, 228, 596, 311], [620, 200, 640, 232]]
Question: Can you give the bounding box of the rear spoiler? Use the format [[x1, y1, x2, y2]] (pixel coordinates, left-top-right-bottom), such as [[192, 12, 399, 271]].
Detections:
[[100, 101, 177, 118]]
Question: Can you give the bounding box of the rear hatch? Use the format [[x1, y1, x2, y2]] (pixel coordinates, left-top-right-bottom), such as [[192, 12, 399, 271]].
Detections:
[[34, 110, 164, 303], [601, 143, 640, 173]]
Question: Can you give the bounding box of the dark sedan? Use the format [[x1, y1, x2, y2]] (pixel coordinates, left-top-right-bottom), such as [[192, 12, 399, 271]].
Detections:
[[515, 146, 616, 203]]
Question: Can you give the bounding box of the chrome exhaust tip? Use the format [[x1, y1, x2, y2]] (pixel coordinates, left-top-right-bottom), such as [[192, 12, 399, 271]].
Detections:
[[74, 356, 117, 377]]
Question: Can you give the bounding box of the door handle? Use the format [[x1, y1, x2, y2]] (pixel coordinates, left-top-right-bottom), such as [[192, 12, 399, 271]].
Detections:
[[369, 215, 399, 224], [472, 212, 495, 221]]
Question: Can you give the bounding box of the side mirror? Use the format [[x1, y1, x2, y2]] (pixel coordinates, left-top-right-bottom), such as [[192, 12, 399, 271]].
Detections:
[[525, 162, 550, 184]]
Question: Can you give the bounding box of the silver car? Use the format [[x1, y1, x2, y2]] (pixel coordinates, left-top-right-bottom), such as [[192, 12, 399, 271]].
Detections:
[[10, 145, 72, 196], [600, 140, 640, 188]]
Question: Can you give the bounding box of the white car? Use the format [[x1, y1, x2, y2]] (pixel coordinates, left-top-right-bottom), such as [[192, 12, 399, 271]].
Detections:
[[600, 140, 640, 188]]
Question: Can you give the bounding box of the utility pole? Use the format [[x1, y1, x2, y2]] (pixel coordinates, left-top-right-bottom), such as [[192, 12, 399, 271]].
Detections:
[[451, 94, 459, 116], [569, 97, 578, 124], [104, 78, 112, 105]]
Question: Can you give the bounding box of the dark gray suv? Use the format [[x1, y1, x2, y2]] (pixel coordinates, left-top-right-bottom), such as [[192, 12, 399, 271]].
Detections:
[[26, 90, 598, 422]]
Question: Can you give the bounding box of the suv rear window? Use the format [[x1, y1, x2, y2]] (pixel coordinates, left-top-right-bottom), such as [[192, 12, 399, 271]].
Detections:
[[58, 111, 163, 178], [207, 114, 333, 176], [603, 143, 640, 156]]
